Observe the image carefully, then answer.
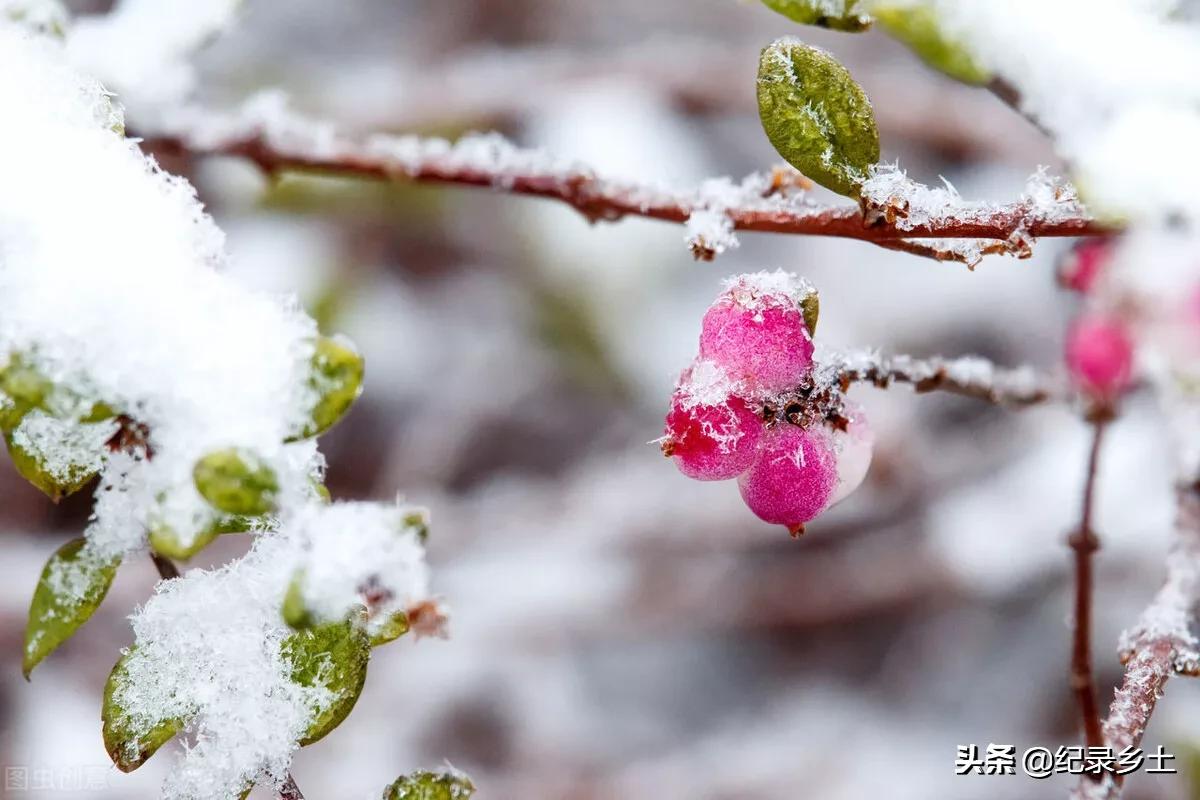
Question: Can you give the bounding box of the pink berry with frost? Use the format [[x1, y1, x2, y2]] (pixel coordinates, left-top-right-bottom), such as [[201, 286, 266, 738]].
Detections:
[[829, 404, 874, 507], [737, 423, 837, 534], [663, 361, 762, 481], [1059, 239, 1112, 295], [1065, 315, 1134, 400], [699, 272, 815, 394]]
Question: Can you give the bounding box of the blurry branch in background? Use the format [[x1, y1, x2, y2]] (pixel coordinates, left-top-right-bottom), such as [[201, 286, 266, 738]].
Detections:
[[140, 101, 1108, 265], [836, 352, 1063, 407], [1071, 420, 1107, 753], [1077, 485, 1200, 800], [338, 42, 1048, 164]]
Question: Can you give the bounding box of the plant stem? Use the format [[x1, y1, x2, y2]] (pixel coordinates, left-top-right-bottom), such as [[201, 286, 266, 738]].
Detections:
[[150, 552, 180, 580], [279, 773, 305, 800], [1070, 419, 1106, 752]]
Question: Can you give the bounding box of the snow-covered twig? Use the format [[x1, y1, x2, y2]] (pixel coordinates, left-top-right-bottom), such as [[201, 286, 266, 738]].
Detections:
[[141, 100, 1108, 263], [1074, 486, 1200, 800], [837, 352, 1061, 407]]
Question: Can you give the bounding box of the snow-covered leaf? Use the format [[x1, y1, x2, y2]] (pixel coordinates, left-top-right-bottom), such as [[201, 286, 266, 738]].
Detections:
[[289, 335, 364, 441], [873, 3, 990, 85], [23, 537, 120, 677], [282, 616, 371, 745], [382, 769, 476, 800], [760, 0, 870, 31], [757, 39, 879, 197], [102, 648, 186, 772], [370, 610, 411, 647]]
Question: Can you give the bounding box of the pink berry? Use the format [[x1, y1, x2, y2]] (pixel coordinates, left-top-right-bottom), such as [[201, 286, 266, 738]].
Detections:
[[1059, 239, 1112, 294], [663, 362, 762, 481], [699, 273, 815, 395], [829, 404, 874, 507], [1065, 315, 1134, 399], [737, 423, 837, 534]]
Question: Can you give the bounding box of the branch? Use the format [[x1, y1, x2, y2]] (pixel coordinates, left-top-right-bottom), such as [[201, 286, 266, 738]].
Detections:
[[836, 352, 1063, 407], [139, 100, 1109, 264], [1070, 420, 1106, 752], [1074, 485, 1200, 799], [279, 773, 305, 800]]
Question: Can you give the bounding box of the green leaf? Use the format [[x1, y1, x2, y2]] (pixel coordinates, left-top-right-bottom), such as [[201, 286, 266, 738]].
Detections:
[[289, 336, 365, 441], [757, 39, 880, 197], [370, 610, 410, 647], [282, 617, 371, 745], [0, 356, 52, 431], [102, 648, 185, 772], [760, 0, 870, 31], [193, 447, 279, 516], [5, 429, 100, 501], [800, 291, 820, 336], [23, 537, 120, 678], [383, 770, 476, 800], [873, 3, 991, 85], [148, 520, 221, 562]]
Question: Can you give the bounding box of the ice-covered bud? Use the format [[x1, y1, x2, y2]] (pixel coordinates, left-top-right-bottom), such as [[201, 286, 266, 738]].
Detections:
[[383, 769, 475, 800], [829, 404, 874, 506], [737, 423, 838, 535], [699, 271, 816, 394], [192, 448, 279, 516], [1065, 315, 1134, 400], [1058, 239, 1112, 294], [663, 360, 762, 481], [289, 335, 365, 441]]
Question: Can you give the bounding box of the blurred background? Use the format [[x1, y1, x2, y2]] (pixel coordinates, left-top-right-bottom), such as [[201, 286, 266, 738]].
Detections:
[[1, 1, 1195, 798]]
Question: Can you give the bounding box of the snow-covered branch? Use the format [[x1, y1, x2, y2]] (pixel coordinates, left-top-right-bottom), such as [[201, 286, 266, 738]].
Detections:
[[836, 352, 1062, 407], [141, 99, 1108, 265], [1075, 486, 1200, 800]]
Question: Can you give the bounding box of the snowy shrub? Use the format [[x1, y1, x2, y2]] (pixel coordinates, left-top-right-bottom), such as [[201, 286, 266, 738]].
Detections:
[[5, 0, 1200, 798]]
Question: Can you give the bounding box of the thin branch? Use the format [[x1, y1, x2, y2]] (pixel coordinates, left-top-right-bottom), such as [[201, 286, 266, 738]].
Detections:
[[837, 352, 1062, 407], [140, 103, 1109, 264], [1070, 420, 1106, 753], [279, 773, 305, 800], [150, 552, 180, 580], [1074, 485, 1200, 800]]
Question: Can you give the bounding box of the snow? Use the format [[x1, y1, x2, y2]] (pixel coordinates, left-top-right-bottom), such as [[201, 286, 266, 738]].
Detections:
[[67, 0, 240, 108], [0, 15, 440, 796]]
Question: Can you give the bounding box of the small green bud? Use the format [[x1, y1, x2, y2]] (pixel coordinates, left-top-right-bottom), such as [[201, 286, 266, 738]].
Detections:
[[0, 356, 53, 431], [383, 770, 476, 800], [148, 521, 220, 562], [402, 509, 430, 544], [873, 3, 991, 85], [757, 39, 880, 197], [291, 336, 365, 441], [282, 570, 314, 629], [192, 448, 279, 516]]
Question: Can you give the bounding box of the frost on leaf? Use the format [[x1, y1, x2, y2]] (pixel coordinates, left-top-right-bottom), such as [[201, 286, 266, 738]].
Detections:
[[757, 38, 880, 197], [873, 2, 990, 85], [760, 0, 871, 31], [282, 616, 371, 746], [24, 537, 120, 677]]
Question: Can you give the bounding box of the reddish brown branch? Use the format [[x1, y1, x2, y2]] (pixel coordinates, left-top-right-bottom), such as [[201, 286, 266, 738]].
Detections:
[[1075, 485, 1200, 799], [140, 105, 1110, 262], [279, 773, 305, 800], [1070, 420, 1106, 752]]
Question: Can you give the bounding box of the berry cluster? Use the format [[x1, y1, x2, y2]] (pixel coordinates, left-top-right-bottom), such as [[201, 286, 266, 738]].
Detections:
[[662, 272, 873, 535]]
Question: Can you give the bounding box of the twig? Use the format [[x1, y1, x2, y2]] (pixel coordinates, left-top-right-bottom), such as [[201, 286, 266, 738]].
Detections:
[[837, 352, 1062, 407], [150, 552, 180, 580], [279, 773, 305, 800], [1074, 485, 1200, 800], [139, 103, 1109, 264], [1070, 420, 1106, 753]]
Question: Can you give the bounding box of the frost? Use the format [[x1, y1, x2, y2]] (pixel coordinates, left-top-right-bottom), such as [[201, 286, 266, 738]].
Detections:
[[675, 359, 740, 408], [10, 411, 117, 485], [719, 269, 816, 314]]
